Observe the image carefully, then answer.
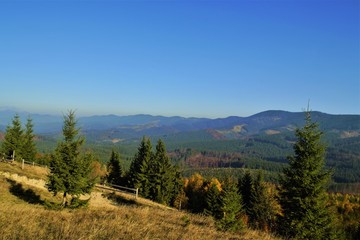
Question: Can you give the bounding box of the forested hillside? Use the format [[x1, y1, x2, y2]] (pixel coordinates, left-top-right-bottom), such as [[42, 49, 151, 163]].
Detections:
[[1, 109, 359, 192], [1, 110, 359, 239]]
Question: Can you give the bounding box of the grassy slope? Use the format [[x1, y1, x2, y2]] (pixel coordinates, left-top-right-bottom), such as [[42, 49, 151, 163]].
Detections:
[[0, 161, 277, 240]]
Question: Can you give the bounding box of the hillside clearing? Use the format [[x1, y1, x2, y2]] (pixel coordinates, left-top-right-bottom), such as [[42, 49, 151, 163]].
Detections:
[[0, 162, 278, 240]]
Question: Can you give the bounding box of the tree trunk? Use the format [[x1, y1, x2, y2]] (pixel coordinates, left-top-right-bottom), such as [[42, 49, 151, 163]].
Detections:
[[62, 192, 67, 206]]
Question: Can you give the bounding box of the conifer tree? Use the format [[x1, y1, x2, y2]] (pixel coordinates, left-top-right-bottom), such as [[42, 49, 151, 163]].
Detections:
[[217, 180, 245, 232], [107, 149, 123, 185], [128, 137, 152, 198], [1, 114, 24, 160], [278, 111, 335, 239], [149, 139, 174, 204], [239, 170, 254, 216], [248, 171, 277, 231], [22, 117, 37, 162], [47, 111, 94, 206], [205, 179, 222, 219]]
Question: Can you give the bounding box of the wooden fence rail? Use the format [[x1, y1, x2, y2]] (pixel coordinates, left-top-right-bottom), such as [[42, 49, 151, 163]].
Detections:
[[21, 159, 48, 169], [96, 183, 139, 199]]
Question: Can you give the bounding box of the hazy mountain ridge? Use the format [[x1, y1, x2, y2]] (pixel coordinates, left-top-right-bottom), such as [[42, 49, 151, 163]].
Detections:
[[0, 109, 359, 141]]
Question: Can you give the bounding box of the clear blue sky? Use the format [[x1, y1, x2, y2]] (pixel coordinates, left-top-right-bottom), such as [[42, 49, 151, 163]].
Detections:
[[0, 0, 359, 118]]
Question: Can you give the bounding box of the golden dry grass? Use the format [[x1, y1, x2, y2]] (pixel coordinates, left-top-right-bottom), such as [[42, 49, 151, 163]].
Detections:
[[0, 161, 48, 180], [0, 163, 279, 240]]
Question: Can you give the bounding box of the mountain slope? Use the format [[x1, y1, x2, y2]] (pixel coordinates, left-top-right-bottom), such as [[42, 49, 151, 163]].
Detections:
[[0, 161, 277, 240]]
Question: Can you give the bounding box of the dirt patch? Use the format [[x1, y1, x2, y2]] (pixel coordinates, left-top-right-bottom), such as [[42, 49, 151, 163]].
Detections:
[[0, 171, 119, 209], [0, 171, 47, 190]]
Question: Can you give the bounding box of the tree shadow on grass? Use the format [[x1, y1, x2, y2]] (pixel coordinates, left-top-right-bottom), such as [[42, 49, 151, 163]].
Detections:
[[104, 192, 140, 206], [6, 179, 44, 205]]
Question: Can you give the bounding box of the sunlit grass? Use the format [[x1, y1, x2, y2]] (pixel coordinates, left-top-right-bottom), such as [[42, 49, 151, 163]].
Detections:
[[0, 162, 279, 240]]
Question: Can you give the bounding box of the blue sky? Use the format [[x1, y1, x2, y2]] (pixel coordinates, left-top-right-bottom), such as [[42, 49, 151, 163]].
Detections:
[[0, 0, 358, 118]]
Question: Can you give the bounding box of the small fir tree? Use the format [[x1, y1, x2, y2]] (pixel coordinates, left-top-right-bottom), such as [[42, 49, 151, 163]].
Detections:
[[217, 180, 245, 232], [47, 110, 94, 206], [248, 171, 277, 231], [148, 139, 178, 204], [128, 137, 152, 198], [205, 179, 222, 219], [22, 117, 37, 162], [1, 114, 24, 160], [239, 170, 254, 216], [107, 150, 123, 185], [278, 111, 335, 239]]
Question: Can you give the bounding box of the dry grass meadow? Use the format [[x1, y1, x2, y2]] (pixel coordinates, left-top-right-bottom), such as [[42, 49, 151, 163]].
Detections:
[[0, 161, 278, 240]]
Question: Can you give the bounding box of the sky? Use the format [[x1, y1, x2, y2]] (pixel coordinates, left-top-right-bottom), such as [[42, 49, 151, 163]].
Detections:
[[0, 0, 359, 118]]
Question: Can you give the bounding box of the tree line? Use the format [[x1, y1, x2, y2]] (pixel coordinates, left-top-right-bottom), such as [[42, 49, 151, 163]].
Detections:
[[1, 114, 37, 162]]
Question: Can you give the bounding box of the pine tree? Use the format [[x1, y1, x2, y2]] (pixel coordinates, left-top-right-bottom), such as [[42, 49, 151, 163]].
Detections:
[[22, 117, 37, 162], [205, 179, 222, 219], [239, 170, 254, 216], [217, 180, 245, 232], [278, 111, 335, 239], [107, 150, 123, 185], [148, 139, 178, 204], [248, 171, 277, 231], [47, 110, 94, 206], [1, 114, 24, 160], [128, 137, 152, 198]]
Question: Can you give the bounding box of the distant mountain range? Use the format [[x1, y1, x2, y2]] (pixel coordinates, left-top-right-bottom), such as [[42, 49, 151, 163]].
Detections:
[[0, 109, 359, 142]]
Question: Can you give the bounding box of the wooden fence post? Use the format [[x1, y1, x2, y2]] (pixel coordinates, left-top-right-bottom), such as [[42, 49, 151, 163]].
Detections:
[[135, 188, 139, 199], [22, 159, 24, 170]]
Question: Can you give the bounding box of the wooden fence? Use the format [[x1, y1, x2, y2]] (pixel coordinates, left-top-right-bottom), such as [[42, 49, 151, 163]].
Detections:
[[96, 183, 139, 199], [21, 159, 48, 169]]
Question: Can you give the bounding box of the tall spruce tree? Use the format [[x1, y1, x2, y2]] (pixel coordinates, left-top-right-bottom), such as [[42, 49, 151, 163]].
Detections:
[[278, 111, 335, 239], [128, 137, 152, 198], [22, 117, 37, 162], [149, 139, 175, 204], [239, 170, 254, 216], [107, 150, 123, 185], [1, 114, 24, 160], [47, 111, 94, 206]]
